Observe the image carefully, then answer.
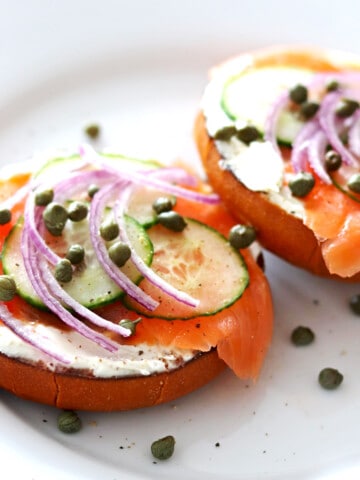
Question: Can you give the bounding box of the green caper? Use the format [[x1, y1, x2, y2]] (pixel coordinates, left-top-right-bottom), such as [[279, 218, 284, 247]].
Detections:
[[34, 188, 54, 207], [229, 224, 256, 249], [57, 410, 82, 434], [68, 201, 88, 222], [100, 220, 119, 241], [236, 125, 261, 145], [326, 80, 340, 92], [335, 98, 359, 118], [289, 172, 315, 197], [213, 125, 237, 141], [151, 435, 175, 460], [0, 208, 11, 225], [324, 150, 342, 172], [347, 173, 360, 193], [54, 259, 73, 283], [157, 211, 187, 232], [152, 196, 175, 214], [349, 294, 360, 315], [318, 367, 343, 390], [108, 241, 131, 267], [291, 326, 315, 346], [0, 275, 17, 301], [88, 183, 100, 198], [119, 318, 141, 335], [299, 101, 320, 120], [84, 123, 100, 139], [43, 202, 68, 236], [66, 244, 85, 265], [289, 84, 308, 104]]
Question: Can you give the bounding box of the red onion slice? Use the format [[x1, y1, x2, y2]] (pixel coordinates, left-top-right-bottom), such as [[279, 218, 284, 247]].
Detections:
[[319, 91, 358, 167], [88, 179, 159, 311], [264, 90, 290, 155], [23, 192, 60, 265], [291, 119, 319, 173], [307, 129, 331, 184], [114, 184, 200, 308], [79, 144, 220, 205], [348, 109, 360, 157], [21, 226, 119, 352], [0, 303, 71, 364], [36, 255, 131, 338]]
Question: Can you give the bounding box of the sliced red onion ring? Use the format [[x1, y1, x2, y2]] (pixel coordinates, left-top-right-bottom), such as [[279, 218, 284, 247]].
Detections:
[[307, 129, 331, 184], [79, 144, 220, 205], [290, 119, 320, 173], [319, 91, 358, 167], [264, 90, 290, 155], [36, 256, 131, 338], [21, 226, 119, 352], [0, 303, 71, 364], [88, 179, 159, 311], [348, 109, 360, 157], [114, 184, 200, 308], [53, 168, 117, 203], [23, 192, 60, 265]]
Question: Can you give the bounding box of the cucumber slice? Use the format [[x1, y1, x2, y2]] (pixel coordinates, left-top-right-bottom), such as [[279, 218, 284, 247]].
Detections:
[[221, 66, 314, 145], [126, 218, 249, 319], [2, 214, 153, 309]]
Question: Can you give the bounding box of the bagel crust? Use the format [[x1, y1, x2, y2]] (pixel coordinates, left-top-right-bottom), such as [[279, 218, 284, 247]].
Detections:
[[194, 112, 360, 281], [0, 349, 225, 411]]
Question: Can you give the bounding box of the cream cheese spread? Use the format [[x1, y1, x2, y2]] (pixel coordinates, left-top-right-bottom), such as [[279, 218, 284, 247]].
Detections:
[[0, 324, 198, 378], [201, 59, 310, 219]]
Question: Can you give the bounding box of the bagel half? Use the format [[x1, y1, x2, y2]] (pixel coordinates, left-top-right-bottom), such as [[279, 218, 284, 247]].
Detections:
[[195, 46, 360, 280], [0, 349, 225, 411], [0, 153, 273, 411]]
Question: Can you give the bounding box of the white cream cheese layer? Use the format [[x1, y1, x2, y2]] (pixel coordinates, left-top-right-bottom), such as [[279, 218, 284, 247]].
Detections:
[[0, 324, 198, 378], [201, 58, 308, 218]]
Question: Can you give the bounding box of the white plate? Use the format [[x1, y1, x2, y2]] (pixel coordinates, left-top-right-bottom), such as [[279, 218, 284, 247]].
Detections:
[[2, 1, 360, 479]]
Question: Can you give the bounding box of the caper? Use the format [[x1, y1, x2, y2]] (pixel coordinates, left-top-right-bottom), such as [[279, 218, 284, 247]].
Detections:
[[324, 150, 342, 172], [54, 259, 73, 283], [318, 367, 343, 390], [88, 183, 100, 198], [335, 98, 359, 118], [213, 125, 237, 141], [349, 294, 360, 315], [236, 125, 261, 145], [289, 84, 308, 104], [289, 172, 315, 197], [43, 202, 68, 236], [84, 123, 100, 139], [229, 224, 256, 249], [68, 201, 88, 222], [66, 244, 85, 265], [34, 188, 54, 207], [299, 101, 320, 120], [0, 208, 11, 225], [291, 326, 315, 346], [100, 220, 119, 241], [157, 211, 187, 232], [0, 275, 17, 301], [347, 173, 360, 193], [119, 318, 141, 335], [151, 435, 175, 460], [57, 410, 82, 434], [152, 196, 175, 214], [108, 241, 131, 267], [326, 80, 340, 92]]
